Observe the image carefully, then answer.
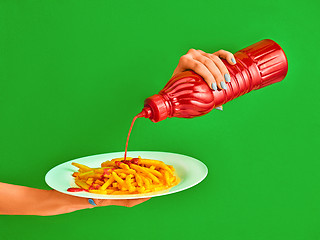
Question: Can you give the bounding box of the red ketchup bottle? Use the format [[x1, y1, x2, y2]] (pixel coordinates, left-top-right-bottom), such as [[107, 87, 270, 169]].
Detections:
[[138, 39, 288, 122]]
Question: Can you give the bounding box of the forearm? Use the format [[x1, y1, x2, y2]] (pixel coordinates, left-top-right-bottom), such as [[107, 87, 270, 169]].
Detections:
[[0, 182, 93, 216]]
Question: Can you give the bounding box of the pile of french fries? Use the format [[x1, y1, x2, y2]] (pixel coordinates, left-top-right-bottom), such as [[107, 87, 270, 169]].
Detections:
[[70, 157, 179, 195]]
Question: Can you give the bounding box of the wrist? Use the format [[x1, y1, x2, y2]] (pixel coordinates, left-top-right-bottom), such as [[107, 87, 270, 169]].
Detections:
[[49, 190, 94, 215]]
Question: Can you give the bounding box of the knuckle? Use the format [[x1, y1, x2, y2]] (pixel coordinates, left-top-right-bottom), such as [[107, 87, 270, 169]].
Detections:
[[210, 55, 219, 61], [193, 62, 201, 69], [180, 55, 188, 62], [187, 48, 196, 54], [203, 58, 212, 65]]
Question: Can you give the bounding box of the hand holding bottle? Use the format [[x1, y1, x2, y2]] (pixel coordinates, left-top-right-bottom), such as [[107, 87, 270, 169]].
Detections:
[[172, 49, 236, 90], [140, 39, 288, 122]]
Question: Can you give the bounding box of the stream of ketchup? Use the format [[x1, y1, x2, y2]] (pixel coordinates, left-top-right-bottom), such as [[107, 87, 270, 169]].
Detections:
[[123, 111, 145, 160], [67, 112, 146, 192]]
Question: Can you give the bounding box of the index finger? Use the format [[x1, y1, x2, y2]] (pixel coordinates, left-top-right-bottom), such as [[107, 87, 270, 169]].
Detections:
[[213, 49, 236, 65]]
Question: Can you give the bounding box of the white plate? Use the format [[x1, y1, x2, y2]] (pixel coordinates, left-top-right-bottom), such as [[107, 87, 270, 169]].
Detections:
[[45, 151, 208, 200]]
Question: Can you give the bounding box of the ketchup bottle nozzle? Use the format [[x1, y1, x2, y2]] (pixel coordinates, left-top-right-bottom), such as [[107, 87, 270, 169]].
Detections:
[[137, 106, 152, 119]]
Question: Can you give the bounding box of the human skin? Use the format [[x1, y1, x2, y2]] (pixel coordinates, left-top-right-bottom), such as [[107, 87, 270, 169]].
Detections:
[[172, 49, 236, 90], [0, 49, 234, 216], [0, 182, 150, 216]]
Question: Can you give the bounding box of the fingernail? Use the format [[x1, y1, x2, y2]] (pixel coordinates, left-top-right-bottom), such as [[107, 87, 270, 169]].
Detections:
[[220, 81, 227, 90], [88, 198, 97, 206], [211, 82, 217, 91], [231, 57, 236, 64], [224, 73, 231, 82]]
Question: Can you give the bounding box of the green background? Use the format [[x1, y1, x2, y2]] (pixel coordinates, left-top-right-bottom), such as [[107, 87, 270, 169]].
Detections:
[[0, 0, 319, 239]]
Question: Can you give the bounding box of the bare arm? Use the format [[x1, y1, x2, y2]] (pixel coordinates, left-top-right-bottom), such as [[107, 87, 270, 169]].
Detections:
[[0, 182, 149, 216], [0, 182, 93, 216]]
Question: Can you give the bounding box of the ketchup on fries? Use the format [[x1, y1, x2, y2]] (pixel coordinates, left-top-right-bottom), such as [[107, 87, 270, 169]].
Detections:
[[67, 157, 179, 195]]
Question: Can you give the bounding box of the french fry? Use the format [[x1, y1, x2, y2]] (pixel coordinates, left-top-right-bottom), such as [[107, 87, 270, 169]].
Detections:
[[75, 179, 90, 190], [138, 159, 173, 174], [170, 176, 177, 184], [119, 173, 127, 178], [168, 165, 174, 171], [100, 176, 115, 190], [72, 162, 92, 172], [70, 156, 179, 195], [95, 179, 104, 186], [78, 170, 95, 179], [112, 172, 127, 190], [119, 163, 130, 170], [130, 164, 160, 184], [92, 183, 101, 189], [164, 170, 171, 186], [126, 174, 136, 193], [135, 173, 143, 187], [109, 157, 132, 162], [114, 169, 136, 175], [94, 168, 108, 174], [137, 186, 146, 193], [86, 178, 94, 186], [152, 186, 166, 192], [140, 175, 151, 189], [89, 189, 114, 194], [72, 172, 79, 177], [145, 168, 162, 178], [111, 191, 130, 195], [104, 174, 111, 179], [101, 161, 116, 168]]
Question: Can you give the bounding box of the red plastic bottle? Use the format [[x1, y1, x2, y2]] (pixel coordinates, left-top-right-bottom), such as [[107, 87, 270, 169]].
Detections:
[[123, 39, 288, 159], [138, 39, 288, 122]]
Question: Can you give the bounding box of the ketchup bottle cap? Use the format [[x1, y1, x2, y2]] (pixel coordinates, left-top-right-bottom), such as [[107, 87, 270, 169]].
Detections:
[[142, 94, 168, 122]]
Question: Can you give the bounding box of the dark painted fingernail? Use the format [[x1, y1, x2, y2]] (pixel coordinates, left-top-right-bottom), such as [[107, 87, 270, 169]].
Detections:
[[224, 73, 231, 82], [211, 82, 217, 91], [220, 81, 227, 90], [231, 57, 236, 64]]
